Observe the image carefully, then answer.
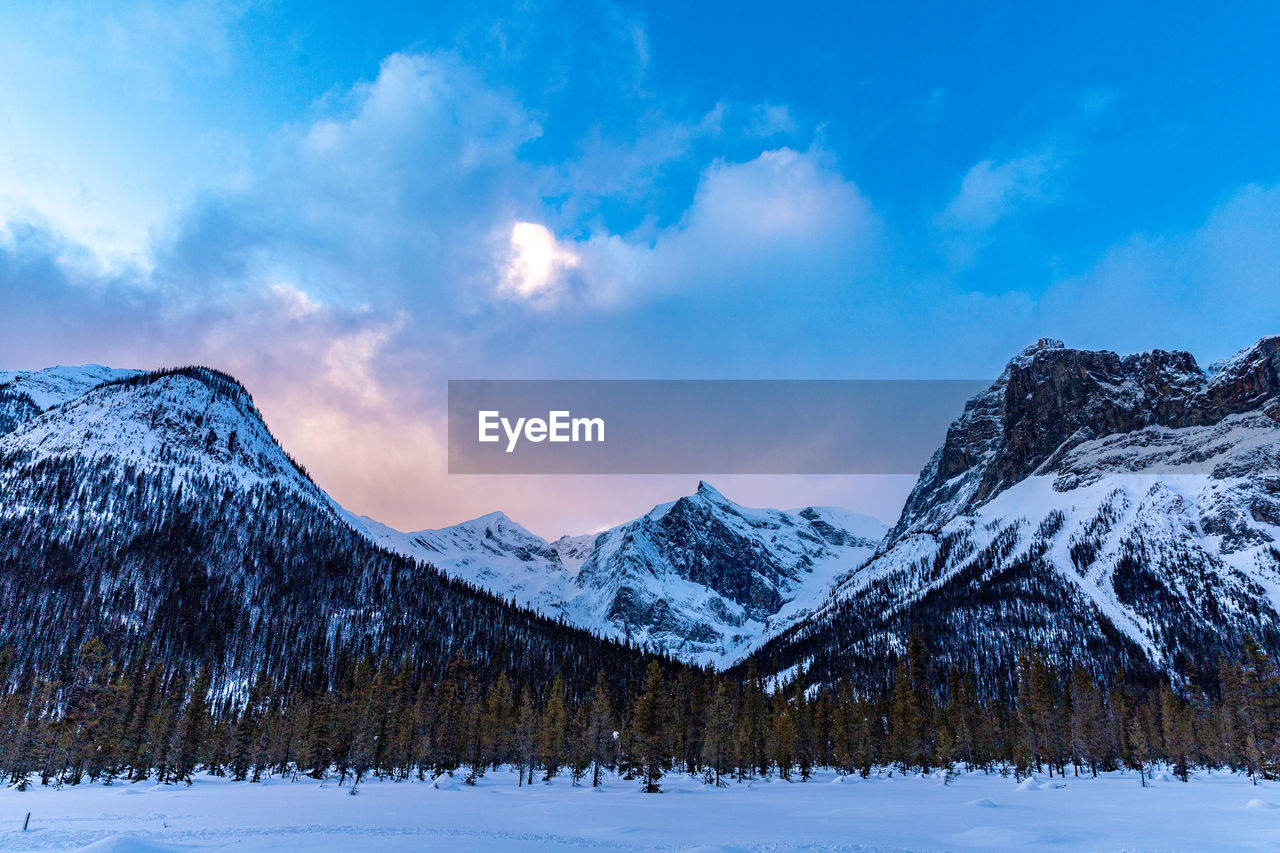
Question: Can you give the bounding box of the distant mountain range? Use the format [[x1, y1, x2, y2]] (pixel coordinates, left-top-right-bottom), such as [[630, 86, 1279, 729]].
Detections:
[[3, 335, 1279, 690], [356, 483, 884, 663]]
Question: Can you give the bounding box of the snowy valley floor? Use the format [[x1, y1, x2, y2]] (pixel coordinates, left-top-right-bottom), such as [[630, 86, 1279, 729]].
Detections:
[[1, 768, 1279, 852]]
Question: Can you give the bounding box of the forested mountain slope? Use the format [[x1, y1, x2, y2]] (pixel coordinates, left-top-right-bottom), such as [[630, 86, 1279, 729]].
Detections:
[[0, 367, 665, 698]]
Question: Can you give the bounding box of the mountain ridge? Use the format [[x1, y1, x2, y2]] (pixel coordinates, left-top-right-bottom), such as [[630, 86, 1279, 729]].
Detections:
[[358, 479, 887, 664], [6, 335, 1278, 688], [748, 335, 1280, 692], [0, 361, 888, 666], [0, 363, 667, 696]]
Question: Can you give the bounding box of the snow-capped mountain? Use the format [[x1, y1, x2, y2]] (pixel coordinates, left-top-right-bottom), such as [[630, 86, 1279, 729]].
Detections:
[[0, 364, 143, 411], [0, 364, 142, 434], [0, 365, 656, 689], [1, 367, 324, 500], [359, 482, 886, 664], [0, 362, 885, 670], [751, 337, 1280, 691], [10, 337, 1279, 687]]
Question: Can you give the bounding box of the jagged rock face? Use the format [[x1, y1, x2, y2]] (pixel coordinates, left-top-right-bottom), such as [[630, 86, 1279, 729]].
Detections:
[[751, 337, 1280, 692], [892, 336, 1280, 540], [585, 484, 817, 620], [573, 483, 884, 659], [0, 361, 888, 671], [363, 481, 886, 664]]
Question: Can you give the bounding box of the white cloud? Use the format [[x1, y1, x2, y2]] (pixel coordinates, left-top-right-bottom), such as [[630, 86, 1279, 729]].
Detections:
[[302, 52, 539, 175], [500, 221, 581, 302], [270, 282, 319, 318], [940, 151, 1060, 234], [0, 1, 250, 266], [569, 147, 880, 307]]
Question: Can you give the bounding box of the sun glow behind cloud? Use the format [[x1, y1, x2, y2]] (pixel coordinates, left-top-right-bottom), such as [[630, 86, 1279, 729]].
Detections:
[[501, 221, 581, 301]]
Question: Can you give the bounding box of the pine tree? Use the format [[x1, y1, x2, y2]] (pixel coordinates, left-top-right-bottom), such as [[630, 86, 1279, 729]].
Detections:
[[889, 633, 933, 773], [1068, 666, 1102, 777], [583, 671, 616, 788], [1016, 649, 1062, 776], [940, 668, 970, 770], [794, 688, 815, 781], [1127, 704, 1156, 787], [305, 696, 332, 780], [170, 667, 212, 784], [831, 682, 856, 775], [768, 699, 797, 781], [567, 705, 591, 786], [735, 663, 768, 779], [539, 674, 569, 781], [630, 660, 671, 793], [1159, 683, 1193, 782], [1237, 637, 1280, 781], [230, 673, 269, 783], [514, 689, 538, 787], [700, 680, 734, 786], [1105, 671, 1132, 774], [482, 672, 516, 771]]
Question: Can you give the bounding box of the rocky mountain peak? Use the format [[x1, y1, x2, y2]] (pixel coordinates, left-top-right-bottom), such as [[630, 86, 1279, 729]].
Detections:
[[1016, 337, 1066, 358], [694, 480, 727, 499], [889, 337, 1280, 540]]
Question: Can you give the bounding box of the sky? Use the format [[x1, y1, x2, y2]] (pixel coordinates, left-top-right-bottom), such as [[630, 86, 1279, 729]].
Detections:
[[2, 0, 1280, 536]]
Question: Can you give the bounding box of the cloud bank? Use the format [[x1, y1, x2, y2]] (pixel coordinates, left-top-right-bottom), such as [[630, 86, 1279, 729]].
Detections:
[[3, 18, 1280, 535]]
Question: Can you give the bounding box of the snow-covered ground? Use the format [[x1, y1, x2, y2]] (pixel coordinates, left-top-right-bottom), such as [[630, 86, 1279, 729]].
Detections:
[[3, 767, 1279, 852]]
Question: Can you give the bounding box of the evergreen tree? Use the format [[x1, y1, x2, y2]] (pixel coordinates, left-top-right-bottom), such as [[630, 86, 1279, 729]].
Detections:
[[514, 689, 538, 787], [539, 675, 569, 781], [735, 663, 768, 779], [1159, 683, 1193, 782], [889, 633, 933, 773], [583, 671, 616, 788], [630, 661, 671, 793], [1068, 666, 1102, 777], [1237, 638, 1280, 781], [170, 667, 212, 784], [700, 680, 735, 786], [304, 696, 332, 780], [768, 699, 797, 781], [482, 672, 516, 771]]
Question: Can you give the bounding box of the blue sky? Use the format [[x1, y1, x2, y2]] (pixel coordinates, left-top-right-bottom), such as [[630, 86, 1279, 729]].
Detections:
[[2, 0, 1279, 533]]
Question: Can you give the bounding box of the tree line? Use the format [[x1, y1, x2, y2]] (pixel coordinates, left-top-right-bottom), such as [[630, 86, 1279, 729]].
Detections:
[[3, 632, 1279, 793]]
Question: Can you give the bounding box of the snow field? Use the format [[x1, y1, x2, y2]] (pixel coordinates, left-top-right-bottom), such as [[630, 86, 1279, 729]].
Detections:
[[1, 766, 1279, 852]]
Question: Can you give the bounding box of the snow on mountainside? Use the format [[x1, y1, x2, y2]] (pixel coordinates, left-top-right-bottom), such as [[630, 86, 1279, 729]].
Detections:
[[0, 364, 142, 435], [0, 366, 643, 690], [0, 367, 325, 503], [752, 336, 1280, 690], [356, 511, 581, 610], [361, 482, 887, 664], [0, 364, 142, 411], [0, 361, 887, 667]]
